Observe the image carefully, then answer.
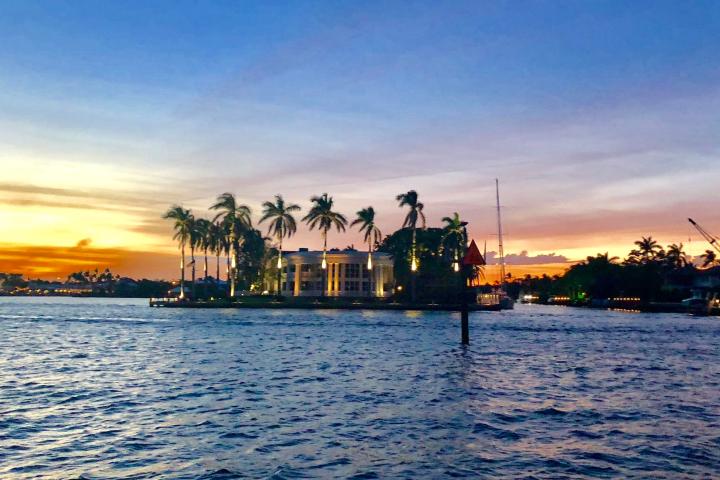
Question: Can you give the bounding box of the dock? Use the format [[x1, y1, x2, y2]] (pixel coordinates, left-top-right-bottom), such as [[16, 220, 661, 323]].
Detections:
[[149, 297, 502, 312]]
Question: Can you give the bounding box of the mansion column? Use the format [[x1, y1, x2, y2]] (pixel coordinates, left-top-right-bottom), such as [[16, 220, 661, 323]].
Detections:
[[293, 263, 301, 296]]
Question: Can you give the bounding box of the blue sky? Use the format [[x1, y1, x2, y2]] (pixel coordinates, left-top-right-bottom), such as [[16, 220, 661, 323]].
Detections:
[[1, 0, 719, 277]]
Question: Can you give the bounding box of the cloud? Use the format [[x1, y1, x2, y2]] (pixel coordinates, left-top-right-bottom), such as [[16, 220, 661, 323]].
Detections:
[[0, 182, 176, 210], [485, 250, 569, 265], [75, 238, 92, 248]]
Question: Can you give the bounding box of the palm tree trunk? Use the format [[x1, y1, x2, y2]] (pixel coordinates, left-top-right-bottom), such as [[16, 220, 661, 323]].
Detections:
[[216, 252, 220, 292], [367, 239, 373, 298], [226, 254, 231, 298], [321, 229, 328, 297], [203, 250, 208, 299], [231, 240, 239, 298], [230, 227, 237, 299], [230, 247, 236, 298], [277, 238, 283, 297], [180, 243, 186, 299], [411, 226, 417, 302], [191, 246, 196, 300]]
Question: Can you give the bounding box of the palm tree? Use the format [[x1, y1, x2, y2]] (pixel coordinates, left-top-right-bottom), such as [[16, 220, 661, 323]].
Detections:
[[587, 252, 620, 265], [210, 193, 252, 298], [162, 205, 193, 299], [665, 243, 687, 269], [259, 195, 301, 295], [396, 190, 425, 301], [701, 249, 717, 268], [208, 221, 225, 287], [187, 215, 201, 299], [302, 193, 347, 296], [220, 223, 232, 291], [238, 228, 269, 291], [441, 212, 467, 272], [194, 218, 213, 297], [634, 236, 662, 260], [351, 207, 382, 296]]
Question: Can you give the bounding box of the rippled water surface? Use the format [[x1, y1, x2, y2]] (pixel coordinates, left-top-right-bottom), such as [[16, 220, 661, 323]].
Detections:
[[1, 298, 719, 479]]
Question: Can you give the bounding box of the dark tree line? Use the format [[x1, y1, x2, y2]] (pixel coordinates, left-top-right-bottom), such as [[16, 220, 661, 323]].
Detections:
[[509, 237, 718, 302]]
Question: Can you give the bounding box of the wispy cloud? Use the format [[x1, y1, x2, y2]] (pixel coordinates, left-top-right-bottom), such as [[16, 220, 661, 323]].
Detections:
[[484, 251, 570, 266]]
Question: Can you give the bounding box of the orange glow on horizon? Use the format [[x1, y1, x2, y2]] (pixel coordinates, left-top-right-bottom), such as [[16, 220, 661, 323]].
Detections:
[[0, 241, 579, 281], [0, 243, 179, 280]]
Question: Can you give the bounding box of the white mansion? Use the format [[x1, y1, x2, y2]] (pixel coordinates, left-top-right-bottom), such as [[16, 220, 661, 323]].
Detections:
[[280, 249, 394, 298]]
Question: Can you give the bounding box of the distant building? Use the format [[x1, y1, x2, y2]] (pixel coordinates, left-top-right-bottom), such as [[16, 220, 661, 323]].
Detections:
[[281, 249, 394, 297]]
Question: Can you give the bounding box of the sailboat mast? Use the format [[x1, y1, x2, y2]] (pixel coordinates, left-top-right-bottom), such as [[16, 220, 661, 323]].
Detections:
[[495, 178, 506, 289]]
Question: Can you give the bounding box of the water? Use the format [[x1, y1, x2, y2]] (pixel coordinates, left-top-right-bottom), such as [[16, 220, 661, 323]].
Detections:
[[1, 298, 719, 479]]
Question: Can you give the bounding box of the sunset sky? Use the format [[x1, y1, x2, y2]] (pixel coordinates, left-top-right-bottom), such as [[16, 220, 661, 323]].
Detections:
[[1, 1, 719, 280]]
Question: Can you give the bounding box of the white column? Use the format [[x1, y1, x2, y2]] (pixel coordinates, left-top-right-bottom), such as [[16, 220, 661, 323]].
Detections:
[[335, 263, 340, 295], [327, 264, 332, 295], [376, 265, 381, 297], [293, 263, 300, 296], [339, 263, 345, 297]]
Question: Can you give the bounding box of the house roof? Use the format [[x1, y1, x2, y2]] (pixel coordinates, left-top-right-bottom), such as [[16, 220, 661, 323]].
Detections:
[[283, 250, 392, 264]]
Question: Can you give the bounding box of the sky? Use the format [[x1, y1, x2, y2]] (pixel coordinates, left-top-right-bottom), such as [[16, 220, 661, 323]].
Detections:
[[0, 0, 719, 279]]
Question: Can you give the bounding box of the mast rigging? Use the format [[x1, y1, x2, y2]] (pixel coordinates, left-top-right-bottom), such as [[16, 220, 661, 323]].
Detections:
[[496, 179, 506, 287]]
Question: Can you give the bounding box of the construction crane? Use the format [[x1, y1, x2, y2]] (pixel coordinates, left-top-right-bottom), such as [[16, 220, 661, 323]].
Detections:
[[688, 218, 720, 254]]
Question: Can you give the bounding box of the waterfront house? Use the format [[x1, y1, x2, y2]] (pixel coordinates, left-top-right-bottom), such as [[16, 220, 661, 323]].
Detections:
[[281, 249, 394, 298], [694, 266, 720, 290]]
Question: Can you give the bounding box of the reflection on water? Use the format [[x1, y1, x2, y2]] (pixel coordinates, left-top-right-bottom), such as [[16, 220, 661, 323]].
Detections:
[[0, 298, 719, 478]]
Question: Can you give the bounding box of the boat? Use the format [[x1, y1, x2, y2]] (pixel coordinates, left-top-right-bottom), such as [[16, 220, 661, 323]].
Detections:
[[481, 179, 514, 310], [520, 292, 539, 304], [494, 179, 514, 309], [681, 292, 718, 316]]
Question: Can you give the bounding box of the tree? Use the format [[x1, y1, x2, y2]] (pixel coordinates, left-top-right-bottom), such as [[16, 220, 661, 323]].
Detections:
[[162, 205, 193, 299], [396, 190, 425, 301], [351, 207, 382, 296], [624, 249, 643, 265], [187, 215, 200, 299], [634, 236, 663, 261], [441, 212, 467, 271], [701, 249, 717, 268], [259, 195, 301, 295], [587, 252, 620, 265], [67, 272, 86, 283], [219, 222, 232, 291], [211, 193, 252, 298], [208, 221, 225, 286], [665, 243, 687, 269], [378, 227, 462, 303], [302, 193, 347, 296], [238, 228, 269, 291], [560, 252, 623, 300], [195, 218, 213, 298]]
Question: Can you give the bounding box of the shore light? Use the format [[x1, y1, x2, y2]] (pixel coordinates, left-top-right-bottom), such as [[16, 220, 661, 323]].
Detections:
[[367, 253, 373, 270], [321, 251, 327, 269], [411, 256, 418, 272], [276, 254, 282, 268]]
